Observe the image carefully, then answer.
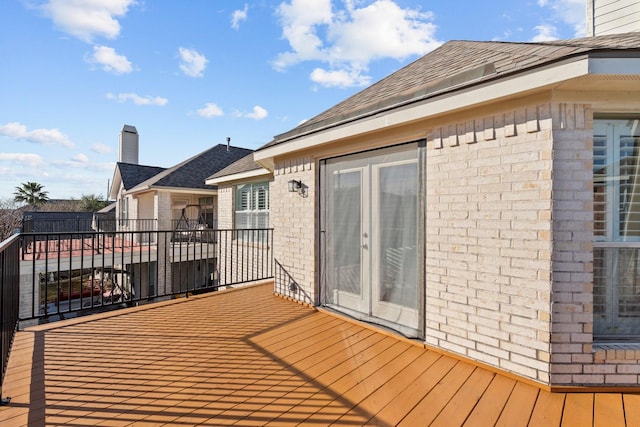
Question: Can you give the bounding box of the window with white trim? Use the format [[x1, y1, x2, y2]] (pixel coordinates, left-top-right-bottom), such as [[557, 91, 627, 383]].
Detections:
[[235, 182, 269, 240], [593, 117, 640, 340], [119, 197, 128, 226]]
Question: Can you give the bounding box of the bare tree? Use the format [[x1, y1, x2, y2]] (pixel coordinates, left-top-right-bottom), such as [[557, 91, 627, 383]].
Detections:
[[0, 199, 23, 241]]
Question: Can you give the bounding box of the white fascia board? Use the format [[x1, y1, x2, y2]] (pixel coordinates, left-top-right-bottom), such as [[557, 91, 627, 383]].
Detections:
[[125, 186, 217, 196], [205, 168, 272, 185], [254, 58, 591, 163]]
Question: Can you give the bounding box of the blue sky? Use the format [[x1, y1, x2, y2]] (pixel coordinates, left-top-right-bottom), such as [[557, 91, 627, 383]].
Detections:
[[0, 0, 586, 200]]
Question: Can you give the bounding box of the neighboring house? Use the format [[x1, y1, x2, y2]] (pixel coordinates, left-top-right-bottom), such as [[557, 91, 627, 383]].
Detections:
[[253, 32, 640, 388], [206, 153, 273, 285], [109, 129, 252, 233], [108, 126, 253, 294]]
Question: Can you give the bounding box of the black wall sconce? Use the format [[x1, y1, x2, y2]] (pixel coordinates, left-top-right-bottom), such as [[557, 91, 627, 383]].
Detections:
[[288, 179, 302, 193]]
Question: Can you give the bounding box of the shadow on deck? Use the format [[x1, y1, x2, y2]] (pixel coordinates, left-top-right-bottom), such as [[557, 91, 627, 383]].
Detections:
[[1, 282, 639, 426]]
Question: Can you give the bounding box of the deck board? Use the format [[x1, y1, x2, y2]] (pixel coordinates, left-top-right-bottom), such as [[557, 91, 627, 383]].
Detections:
[[430, 367, 495, 427], [463, 375, 517, 426], [529, 390, 566, 427], [594, 393, 626, 427], [0, 282, 637, 426], [562, 393, 594, 427], [494, 378, 540, 427], [624, 394, 640, 427], [398, 362, 476, 426]]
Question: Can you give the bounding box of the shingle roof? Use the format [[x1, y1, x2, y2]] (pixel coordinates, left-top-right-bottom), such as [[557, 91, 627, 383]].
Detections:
[[130, 144, 253, 192], [208, 152, 264, 180], [117, 163, 166, 191], [262, 32, 640, 149]]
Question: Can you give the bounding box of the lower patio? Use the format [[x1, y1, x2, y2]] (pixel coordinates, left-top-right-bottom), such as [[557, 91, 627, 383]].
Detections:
[[1, 281, 638, 426]]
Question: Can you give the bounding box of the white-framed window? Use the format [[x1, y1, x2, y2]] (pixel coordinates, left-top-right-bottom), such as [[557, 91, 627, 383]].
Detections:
[[235, 182, 269, 240], [119, 197, 128, 226], [593, 117, 640, 340]]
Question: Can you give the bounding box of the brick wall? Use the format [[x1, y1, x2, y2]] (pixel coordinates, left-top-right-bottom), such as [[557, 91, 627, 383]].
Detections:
[[271, 157, 317, 304], [550, 104, 640, 386], [266, 100, 640, 387], [424, 104, 554, 384], [217, 186, 234, 229]]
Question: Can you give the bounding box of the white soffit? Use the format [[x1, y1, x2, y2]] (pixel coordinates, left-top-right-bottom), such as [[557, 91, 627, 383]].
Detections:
[[255, 57, 597, 163]]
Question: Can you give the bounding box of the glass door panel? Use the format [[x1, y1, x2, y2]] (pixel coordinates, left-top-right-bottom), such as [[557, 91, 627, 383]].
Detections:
[[372, 160, 419, 327], [321, 145, 420, 336], [325, 167, 369, 314]]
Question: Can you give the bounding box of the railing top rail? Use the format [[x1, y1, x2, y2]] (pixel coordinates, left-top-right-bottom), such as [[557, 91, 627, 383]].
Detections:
[[20, 228, 275, 237], [0, 233, 20, 252]]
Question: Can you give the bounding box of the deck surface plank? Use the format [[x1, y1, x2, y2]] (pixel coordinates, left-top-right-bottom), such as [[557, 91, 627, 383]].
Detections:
[[561, 393, 594, 427], [594, 393, 626, 427], [430, 367, 495, 427], [623, 394, 640, 427], [463, 374, 517, 426], [372, 354, 456, 426], [398, 362, 476, 426], [528, 390, 566, 427], [495, 381, 540, 427], [1, 283, 639, 426]]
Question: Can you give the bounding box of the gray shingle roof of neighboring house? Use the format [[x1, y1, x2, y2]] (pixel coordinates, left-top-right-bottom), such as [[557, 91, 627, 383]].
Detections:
[[208, 152, 263, 180], [117, 163, 166, 191], [129, 144, 253, 192], [261, 32, 640, 149]]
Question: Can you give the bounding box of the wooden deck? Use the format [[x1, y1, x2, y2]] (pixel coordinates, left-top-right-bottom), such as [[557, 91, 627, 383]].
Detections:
[[1, 282, 638, 426]]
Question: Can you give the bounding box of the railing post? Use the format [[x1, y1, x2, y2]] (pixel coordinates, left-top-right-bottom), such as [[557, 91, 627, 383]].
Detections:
[[0, 234, 20, 406]]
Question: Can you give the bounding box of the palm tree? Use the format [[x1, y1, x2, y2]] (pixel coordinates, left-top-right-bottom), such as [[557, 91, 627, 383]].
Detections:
[[13, 181, 49, 207]]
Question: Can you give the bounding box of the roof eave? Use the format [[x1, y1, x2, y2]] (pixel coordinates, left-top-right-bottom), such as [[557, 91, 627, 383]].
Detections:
[[124, 185, 218, 197], [254, 55, 600, 165], [205, 168, 272, 185]]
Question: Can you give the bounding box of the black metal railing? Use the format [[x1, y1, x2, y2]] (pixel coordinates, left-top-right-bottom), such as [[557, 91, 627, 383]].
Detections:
[[18, 228, 273, 322], [0, 234, 20, 405], [274, 259, 313, 304], [22, 217, 157, 234]]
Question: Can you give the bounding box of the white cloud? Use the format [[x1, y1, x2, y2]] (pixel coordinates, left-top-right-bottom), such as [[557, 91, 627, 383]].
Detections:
[[88, 45, 133, 74], [0, 122, 75, 148], [178, 47, 208, 78], [106, 93, 168, 106], [310, 67, 370, 88], [52, 153, 93, 168], [91, 143, 112, 154], [537, 0, 586, 38], [39, 0, 136, 43], [0, 153, 46, 168], [532, 24, 559, 42], [231, 4, 249, 30], [245, 106, 268, 120], [72, 153, 89, 163], [273, 0, 441, 88], [197, 103, 224, 118]]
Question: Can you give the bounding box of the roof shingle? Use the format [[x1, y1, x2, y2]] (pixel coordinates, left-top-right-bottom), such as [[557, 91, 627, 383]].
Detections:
[[262, 32, 640, 150]]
